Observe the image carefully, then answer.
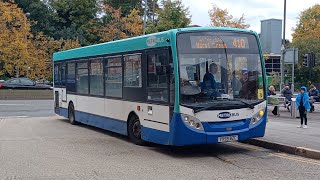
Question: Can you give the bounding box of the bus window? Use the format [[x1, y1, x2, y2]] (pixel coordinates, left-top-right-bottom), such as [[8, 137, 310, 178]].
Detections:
[[105, 56, 122, 98], [77, 61, 89, 94], [90, 58, 104, 96], [124, 54, 142, 88], [54, 64, 60, 86], [61, 63, 66, 86], [66, 62, 76, 92], [147, 51, 168, 102]]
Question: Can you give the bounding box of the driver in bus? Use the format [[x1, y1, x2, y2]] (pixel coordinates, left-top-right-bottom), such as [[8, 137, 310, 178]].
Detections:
[[201, 63, 219, 97]]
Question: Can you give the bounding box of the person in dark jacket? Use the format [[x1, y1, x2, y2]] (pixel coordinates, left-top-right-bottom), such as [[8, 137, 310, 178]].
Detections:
[[296, 86, 311, 128], [308, 84, 319, 112], [201, 63, 219, 97], [281, 85, 293, 111]]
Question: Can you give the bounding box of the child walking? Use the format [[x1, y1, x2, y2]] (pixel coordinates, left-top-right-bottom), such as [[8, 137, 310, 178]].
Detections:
[[296, 86, 311, 128]]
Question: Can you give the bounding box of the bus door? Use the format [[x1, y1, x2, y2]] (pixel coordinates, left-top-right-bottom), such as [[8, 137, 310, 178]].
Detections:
[[143, 48, 171, 127]]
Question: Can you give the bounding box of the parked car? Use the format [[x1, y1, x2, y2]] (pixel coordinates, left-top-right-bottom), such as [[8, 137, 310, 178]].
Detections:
[[0, 80, 4, 88], [0, 78, 53, 90]]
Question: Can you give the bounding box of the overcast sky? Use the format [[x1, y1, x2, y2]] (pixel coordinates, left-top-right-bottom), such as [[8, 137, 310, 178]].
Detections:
[[182, 0, 319, 40]]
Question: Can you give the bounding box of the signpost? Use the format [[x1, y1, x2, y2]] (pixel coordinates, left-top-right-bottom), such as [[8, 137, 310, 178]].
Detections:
[[284, 48, 298, 91]]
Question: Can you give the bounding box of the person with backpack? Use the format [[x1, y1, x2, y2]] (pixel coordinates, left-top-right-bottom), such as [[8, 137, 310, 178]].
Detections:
[[296, 86, 311, 129], [308, 84, 319, 112]]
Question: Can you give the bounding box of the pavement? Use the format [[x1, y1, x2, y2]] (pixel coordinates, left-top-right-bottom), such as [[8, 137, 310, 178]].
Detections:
[[247, 103, 320, 160], [1, 116, 320, 179], [0, 100, 54, 118]]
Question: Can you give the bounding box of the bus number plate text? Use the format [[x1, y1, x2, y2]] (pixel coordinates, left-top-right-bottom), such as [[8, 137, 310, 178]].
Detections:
[[218, 135, 238, 142]]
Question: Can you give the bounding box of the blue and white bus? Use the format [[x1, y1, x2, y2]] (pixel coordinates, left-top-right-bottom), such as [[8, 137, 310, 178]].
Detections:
[[53, 27, 267, 146]]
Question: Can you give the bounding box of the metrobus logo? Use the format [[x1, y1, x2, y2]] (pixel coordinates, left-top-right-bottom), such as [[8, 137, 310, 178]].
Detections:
[[146, 36, 165, 47], [217, 112, 239, 119]]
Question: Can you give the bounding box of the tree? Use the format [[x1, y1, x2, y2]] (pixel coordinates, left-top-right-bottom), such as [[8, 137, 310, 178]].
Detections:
[[0, 0, 33, 77], [15, 0, 56, 37], [105, 0, 141, 16], [208, 4, 250, 29], [47, 0, 99, 45], [0, 1, 80, 80], [292, 4, 320, 84], [95, 4, 143, 42], [155, 0, 191, 32]]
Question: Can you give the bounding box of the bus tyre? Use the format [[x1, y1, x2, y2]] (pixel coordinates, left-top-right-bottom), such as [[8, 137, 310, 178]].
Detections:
[[128, 115, 144, 145], [68, 103, 77, 125]]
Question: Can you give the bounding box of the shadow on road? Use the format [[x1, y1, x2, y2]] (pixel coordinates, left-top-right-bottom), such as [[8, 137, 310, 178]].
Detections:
[[56, 117, 254, 159]]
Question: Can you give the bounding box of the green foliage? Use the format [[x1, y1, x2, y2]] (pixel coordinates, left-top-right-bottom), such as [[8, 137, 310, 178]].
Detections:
[[292, 4, 320, 85], [155, 0, 191, 32], [15, 0, 56, 37]]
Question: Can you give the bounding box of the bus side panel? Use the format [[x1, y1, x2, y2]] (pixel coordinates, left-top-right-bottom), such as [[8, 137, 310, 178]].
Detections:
[[140, 104, 171, 145], [54, 88, 69, 118]]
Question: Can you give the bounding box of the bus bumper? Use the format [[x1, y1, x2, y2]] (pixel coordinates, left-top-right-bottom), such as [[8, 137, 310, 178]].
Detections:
[[168, 113, 267, 146]]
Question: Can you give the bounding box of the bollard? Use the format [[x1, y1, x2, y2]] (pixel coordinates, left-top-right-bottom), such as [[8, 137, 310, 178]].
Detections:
[[291, 98, 299, 118]]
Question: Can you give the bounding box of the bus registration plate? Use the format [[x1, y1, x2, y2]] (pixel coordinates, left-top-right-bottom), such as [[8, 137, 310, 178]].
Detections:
[[218, 135, 238, 142]]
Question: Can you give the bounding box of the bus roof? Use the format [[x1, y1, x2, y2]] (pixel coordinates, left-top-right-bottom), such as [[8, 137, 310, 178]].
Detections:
[[53, 27, 255, 61]]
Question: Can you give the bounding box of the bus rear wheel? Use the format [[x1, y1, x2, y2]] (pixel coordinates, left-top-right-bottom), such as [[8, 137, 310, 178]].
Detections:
[[68, 103, 77, 125], [128, 115, 144, 145]]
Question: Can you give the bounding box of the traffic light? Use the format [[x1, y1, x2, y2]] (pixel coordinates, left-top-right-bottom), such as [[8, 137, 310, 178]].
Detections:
[[310, 52, 316, 67], [303, 54, 309, 67]]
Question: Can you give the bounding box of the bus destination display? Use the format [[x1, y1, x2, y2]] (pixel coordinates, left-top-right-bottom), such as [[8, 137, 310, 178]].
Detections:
[[190, 36, 249, 49]]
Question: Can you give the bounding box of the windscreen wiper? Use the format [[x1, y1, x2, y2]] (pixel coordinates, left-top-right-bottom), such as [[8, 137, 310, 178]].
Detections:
[[230, 99, 255, 109], [193, 103, 219, 113]]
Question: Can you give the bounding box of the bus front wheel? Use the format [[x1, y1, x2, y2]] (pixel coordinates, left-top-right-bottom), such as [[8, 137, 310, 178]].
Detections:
[[128, 115, 144, 145], [68, 103, 77, 125]]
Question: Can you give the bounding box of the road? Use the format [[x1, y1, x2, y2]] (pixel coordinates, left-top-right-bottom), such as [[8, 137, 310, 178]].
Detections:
[[0, 100, 54, 118], [1, 115, 320, 180]]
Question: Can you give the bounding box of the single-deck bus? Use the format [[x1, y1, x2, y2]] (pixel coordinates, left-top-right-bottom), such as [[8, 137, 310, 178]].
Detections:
[[53, 27, 267, 146]]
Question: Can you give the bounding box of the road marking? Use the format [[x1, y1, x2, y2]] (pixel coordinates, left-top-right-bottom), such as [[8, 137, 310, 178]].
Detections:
[[0, 116, 29, 119], [0, 104, 28, 106], [230, 142, 266, 151], [271, 153, 320, 166]]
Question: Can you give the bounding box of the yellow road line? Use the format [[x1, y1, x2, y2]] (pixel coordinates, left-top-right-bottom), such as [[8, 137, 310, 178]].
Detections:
[[271, 153, 320, 166], [229, 142, 266, 151]]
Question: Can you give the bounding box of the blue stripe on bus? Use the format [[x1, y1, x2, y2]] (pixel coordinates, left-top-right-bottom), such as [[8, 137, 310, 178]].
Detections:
[[58, 107, 127, 135], [57, 108, 266, 146]]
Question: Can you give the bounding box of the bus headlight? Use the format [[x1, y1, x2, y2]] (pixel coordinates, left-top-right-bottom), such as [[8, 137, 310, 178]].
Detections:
[[180, 114, 204, 131], [250, 109, 265, 125]]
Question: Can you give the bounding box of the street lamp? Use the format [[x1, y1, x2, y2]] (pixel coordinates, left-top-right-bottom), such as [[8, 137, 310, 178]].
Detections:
[[143, 0, 148, 35], [25, 12, 30, 78], [280, 0, 286, 90]]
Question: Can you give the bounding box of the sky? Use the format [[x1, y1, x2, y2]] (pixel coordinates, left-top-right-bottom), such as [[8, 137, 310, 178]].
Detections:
[[182, 0, 319, 40]]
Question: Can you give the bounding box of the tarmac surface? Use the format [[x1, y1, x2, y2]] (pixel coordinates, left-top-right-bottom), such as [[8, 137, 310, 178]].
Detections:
[[0, 116, 320, 180]]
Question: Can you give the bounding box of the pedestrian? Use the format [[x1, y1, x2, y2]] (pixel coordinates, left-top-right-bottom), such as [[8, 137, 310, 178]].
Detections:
[[296, 86, 311, 128], [281, 84, 293, 111], [267, 86, 278, 115], [308, 84, 319, 112]]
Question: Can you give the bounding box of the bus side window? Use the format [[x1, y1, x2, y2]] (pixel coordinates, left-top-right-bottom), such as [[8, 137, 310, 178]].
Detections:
[[61, 63, 66, 87], [54, 64, 60, 86], [66, 62, 76, 93], [77, 61, 89, 94], [105, 56, 122, 98], [90, 58, 104, 96], [147, 50, 169, 102]]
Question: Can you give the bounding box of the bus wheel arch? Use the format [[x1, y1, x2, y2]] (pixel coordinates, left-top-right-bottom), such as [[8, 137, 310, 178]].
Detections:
[[127, 112, 144, 145], [68, 101, 77, 125]]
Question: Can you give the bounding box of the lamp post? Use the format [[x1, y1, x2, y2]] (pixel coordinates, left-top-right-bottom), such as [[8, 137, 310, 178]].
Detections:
[[280, 0, 286, 90], [143, 0, 147, 35], [25, 12, 30, 78]]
